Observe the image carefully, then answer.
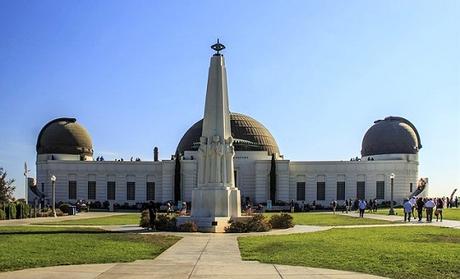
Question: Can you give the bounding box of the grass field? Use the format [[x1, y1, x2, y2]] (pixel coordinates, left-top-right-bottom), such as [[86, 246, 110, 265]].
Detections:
[[372, 207, 460, 221], [239, 226, 460, 279], [263, 213, 394, 226], [37, 213, 141, 226], [0, 226, 179, 272]]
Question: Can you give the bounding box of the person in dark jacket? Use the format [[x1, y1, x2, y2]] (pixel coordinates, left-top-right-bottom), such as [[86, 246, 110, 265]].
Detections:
[[416, 197, 424, 222], [148, 201, 157, 231]]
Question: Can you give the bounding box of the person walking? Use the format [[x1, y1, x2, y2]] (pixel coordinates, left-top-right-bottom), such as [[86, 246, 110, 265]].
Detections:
[[409, 196, 416, 219], [358, 199, 367, 218], [435, 198, 444, 222], [416, 197, 424, 222], [403, 199, 412, 222], [331, 200, 337, 214], [424, 198, 435, 222], [148, 201, 157, 231], [345, 199, 350, 214]]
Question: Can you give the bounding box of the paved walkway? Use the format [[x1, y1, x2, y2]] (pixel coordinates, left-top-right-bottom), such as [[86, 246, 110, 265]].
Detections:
[[339, 211, 460, 229], [0, 233, 386, 279]]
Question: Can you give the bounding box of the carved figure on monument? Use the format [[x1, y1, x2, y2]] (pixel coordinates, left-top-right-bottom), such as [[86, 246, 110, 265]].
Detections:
[[225, 137, 235, 186], [209, 135, 224, 183], [197, 136, 207, 185]]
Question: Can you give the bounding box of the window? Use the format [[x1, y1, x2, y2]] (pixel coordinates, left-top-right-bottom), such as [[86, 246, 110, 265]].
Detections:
[[317, 182, 325, 201], [234, 170, 238, 187], [337, 182, 345, 200], [107, 181, 116, 200], [88, 181, 96, 200], [146, 182, 155, 201], [410, 183, 413, 193], [41, 183, 44, 192], [357, 181, 365, 200], [376, 181, 385, 199], [68, 181, 77, 200], [127, 182, 135, 200], [296, 182, 305, 201]]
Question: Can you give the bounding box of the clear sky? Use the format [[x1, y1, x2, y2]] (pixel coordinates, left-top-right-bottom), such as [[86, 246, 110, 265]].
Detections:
[[0, 1, 458, 198]]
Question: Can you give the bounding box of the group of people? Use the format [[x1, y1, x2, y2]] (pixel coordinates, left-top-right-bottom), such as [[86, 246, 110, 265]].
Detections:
[[404, 196, 453, 223]]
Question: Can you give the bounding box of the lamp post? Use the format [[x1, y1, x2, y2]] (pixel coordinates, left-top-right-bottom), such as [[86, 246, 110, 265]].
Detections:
[[50, 175, 57, 218], [389, 173, 395, 215]]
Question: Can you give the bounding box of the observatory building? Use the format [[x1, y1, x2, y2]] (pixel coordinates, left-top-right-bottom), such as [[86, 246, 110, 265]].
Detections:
[[30, 43, 424, 209]]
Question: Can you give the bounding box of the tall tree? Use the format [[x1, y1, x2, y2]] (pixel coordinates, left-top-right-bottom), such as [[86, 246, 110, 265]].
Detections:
[[269, 154, 276, 202], [0, 168, 15, 203], [174, 153, 181, 203]]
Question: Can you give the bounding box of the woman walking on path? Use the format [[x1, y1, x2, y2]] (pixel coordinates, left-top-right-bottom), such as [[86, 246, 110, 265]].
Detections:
[[435, 198, 444, 222], [358, 199, 367, 218]]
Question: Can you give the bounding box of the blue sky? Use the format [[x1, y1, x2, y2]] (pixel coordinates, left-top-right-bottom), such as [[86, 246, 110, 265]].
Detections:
[[0, 1, 458, 198]]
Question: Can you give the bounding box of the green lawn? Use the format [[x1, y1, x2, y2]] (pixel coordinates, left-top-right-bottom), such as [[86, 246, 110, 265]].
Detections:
[[263, 213, 393, 226], [37, 213, 141, 226], [372, 207, 460, 221], [0, 226, 179, 272], [239, 226, 460, 279]]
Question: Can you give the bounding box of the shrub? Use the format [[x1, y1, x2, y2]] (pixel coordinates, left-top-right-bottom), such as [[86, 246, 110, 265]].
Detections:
[[59, 204, 70, 214], [139, 210, 150, 228], [7, 203, 16, 219], [269, 213, 294, 229], [177, 221, 198, 232], [225, 214, 271, 233], [155, 214, 177, 231], [103, 201, 110, 209], [16, 203, 29, 219], [0, 209, 5, 220]]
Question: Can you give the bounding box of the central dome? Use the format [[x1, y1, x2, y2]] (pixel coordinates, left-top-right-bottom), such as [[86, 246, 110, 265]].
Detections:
[[176, 112, 280, 155]]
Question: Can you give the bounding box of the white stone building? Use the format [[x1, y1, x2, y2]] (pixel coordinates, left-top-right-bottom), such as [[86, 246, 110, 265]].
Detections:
[[29, 51, 425, 208]]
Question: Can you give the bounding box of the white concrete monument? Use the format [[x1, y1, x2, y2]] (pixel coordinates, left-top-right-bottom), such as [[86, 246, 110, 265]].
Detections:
[[190, 40, 241, 232]]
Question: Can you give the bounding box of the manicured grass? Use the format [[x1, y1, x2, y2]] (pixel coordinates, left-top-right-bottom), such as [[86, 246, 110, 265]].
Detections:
[[239, 226, 460, 279], [372, 207, 460, 221], [263, 213, 393, 226], [0, 226, 180, 272], [38, 213, 141, 226]]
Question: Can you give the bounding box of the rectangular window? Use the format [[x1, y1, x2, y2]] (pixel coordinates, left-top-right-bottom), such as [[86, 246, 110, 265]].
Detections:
[[337, 182, 345, 200], [146, 182, 155, 201], [68, 181, 77, 200], [317, 182, 325, 201], [88, 181, 96, 200], [376, 181, 385, 199], [127, 182, 135, 201], [296, 182, 306, 201], [410, 183, 413, 193], [107, 181, 116, 200], [357, 181, 365, 200], [41, 183, 44, 192]]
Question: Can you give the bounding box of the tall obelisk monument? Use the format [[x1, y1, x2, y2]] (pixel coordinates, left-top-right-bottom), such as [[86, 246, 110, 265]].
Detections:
[[191, 40, 241, 232]]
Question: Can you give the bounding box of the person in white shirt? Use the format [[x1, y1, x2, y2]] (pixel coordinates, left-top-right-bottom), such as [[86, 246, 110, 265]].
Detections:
[[403, 199, 413, 222], [424, 198, 436, 222], [358, 200, 367, 218]]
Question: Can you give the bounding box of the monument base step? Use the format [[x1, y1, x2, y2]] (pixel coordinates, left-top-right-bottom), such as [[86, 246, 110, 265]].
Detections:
[[177, 216, 234, 233]]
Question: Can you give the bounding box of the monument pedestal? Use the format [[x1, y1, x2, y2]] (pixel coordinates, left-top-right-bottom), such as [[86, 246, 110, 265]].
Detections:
[[186, 186, 241, 232]]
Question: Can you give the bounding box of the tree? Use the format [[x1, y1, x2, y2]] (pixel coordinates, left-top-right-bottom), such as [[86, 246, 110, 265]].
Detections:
[[269, 154, 276, 202], [0, 168, 15, 203]]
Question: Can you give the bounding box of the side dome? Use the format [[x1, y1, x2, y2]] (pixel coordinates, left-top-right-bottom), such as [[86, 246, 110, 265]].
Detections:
[[176, 112, 280, 155], [36, 117, 93, 156], [361, 116, 422, 156]]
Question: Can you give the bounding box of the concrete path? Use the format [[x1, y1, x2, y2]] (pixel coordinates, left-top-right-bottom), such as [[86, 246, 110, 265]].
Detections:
[[0, 233, 386, 279], [339, 211, 460, 229]]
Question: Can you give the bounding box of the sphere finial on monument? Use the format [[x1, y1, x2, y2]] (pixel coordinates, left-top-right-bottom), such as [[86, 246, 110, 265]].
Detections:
[[211, 39, 225, 56]]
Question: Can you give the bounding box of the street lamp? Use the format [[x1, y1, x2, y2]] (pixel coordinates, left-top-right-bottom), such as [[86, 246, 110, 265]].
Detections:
[[50, 175, 57, 218], [389, 173, 395, 215]]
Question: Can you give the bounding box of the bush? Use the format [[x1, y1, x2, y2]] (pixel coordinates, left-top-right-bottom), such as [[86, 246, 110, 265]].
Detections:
[[103, 201, 110, 209], [7, 203, 16, 219], [225, 214, 271, 233], [139, 210, 150, 228], [155, 214, 177, 231], [0, 209, 5, 220], [59, 204, 70, 214], [177, 221, 198, 232], [269, 213, 294, 229], [15, 202, 30, 219]]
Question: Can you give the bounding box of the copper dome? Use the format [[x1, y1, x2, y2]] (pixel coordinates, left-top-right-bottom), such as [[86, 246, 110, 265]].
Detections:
[[361, 116, 421, 156], [36, 118, 93, 156], [176, 112, 280, 155]]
